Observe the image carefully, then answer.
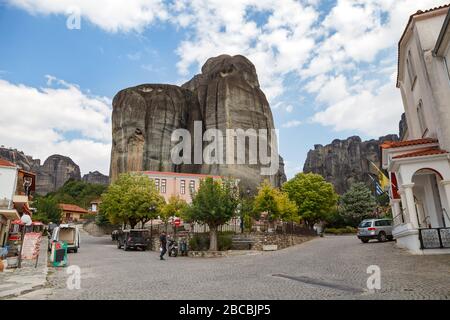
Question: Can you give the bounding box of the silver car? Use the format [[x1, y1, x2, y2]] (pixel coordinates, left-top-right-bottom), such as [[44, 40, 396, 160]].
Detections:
[[357, 219, 393, 243]]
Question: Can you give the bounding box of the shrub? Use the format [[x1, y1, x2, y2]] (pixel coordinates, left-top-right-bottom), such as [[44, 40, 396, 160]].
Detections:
[[324, 226, 357, 235], [188, 233, 233, 251]]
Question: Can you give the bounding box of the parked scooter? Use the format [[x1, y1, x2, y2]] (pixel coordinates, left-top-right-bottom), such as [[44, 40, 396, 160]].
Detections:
[[168, 238, 178, 257]]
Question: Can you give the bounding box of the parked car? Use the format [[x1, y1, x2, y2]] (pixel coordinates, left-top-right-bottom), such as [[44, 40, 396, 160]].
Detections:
[[357, 219, 394, 243], [48, 224, 80, 253], [117, 229, 151, 251]]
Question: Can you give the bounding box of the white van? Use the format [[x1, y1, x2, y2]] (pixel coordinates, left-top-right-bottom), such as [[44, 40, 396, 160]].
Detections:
[[49, 224, 80, 253]]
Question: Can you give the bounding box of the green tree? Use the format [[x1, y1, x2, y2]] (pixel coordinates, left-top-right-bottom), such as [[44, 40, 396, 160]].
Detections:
[[339, 182, 377, 227], [48, 179, 107, 209], [283, 173, 338, 229], [184, 178, 239, 251], [33, 196, 62, 224], [253, 180, 298, 224], [160, 195, 188, 232], [100, 173, 165, 229]]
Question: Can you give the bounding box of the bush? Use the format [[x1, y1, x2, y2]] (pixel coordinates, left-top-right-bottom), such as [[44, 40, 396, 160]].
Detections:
[[324, 226, 357, 235], [188, 233, 233, 251]]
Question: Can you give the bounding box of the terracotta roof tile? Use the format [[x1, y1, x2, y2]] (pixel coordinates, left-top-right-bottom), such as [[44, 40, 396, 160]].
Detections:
[[0, 158, 17, 167], [59, 203, 89, 214], [381, 138, 438, 149], [142, 171, 223, 179], [393, 147, 448, 159]]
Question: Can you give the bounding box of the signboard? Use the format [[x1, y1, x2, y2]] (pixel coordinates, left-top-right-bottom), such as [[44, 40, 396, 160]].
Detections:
[[21, 232, 42, 260], [50, 241, 68, 267]]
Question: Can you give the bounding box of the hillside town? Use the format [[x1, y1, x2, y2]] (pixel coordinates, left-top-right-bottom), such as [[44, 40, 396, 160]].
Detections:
[[1, 1, 450, 304]]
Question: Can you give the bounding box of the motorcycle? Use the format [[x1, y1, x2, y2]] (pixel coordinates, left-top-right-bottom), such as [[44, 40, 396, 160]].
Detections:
[[168, 238, 178, 257]]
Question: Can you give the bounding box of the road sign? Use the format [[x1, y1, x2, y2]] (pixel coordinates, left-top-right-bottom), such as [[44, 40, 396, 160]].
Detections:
[[174, 218, 181, 226]]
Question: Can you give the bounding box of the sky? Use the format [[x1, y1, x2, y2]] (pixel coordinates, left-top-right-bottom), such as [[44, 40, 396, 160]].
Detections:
[[0, 0, 449, 178]]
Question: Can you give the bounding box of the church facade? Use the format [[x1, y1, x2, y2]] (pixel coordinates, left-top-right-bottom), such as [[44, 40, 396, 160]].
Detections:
[[382, 5, 450, 254]]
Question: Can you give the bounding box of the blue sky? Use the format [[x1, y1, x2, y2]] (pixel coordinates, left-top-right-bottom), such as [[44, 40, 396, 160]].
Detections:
[[0, 0, 448, 177]]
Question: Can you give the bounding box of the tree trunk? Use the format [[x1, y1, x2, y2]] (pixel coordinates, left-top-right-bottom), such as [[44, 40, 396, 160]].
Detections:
[[209, 226, 218, 251]]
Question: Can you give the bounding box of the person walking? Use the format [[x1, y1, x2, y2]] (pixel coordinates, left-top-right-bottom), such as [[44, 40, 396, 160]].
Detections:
[[159, 231, 167, 260]]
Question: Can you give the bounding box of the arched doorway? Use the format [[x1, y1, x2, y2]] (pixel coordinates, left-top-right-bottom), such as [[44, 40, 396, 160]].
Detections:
[[412, 168, 447, 228]]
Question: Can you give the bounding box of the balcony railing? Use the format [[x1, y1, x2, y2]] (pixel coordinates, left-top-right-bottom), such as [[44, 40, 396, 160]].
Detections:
[[419, 228, 450, 249]]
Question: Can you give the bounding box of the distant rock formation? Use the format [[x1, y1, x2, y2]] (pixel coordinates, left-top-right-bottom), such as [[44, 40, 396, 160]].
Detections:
[[110, 54, 286, 190], [82, 171, 109, 185], [399, 112, 408, 140], [0, 147, 96, 195], [303, 134, 398, 194]]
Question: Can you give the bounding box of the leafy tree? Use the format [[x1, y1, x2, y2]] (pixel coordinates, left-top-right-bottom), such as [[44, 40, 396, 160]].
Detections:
[[253, 180, 298, 224], [33, 196, 62, 224], [100, 173, 165, 229], [184, 178, 239, 251], [283, 173, 338, 229], [47, 179, 107, 209], [339, 182, 377, 227], [160, 195, 188, 232]]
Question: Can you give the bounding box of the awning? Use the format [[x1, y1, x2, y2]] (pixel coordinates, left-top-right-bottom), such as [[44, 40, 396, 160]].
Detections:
[[0, 209, 20, 220]]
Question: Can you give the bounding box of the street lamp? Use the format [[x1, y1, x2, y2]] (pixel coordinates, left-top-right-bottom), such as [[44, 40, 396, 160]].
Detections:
[[240, 187, 251, 233], [149, 205, 156, 250]]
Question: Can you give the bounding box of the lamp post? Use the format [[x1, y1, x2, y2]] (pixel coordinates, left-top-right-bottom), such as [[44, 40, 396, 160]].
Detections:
[[240, 187, 251, 233], [149, 205, 156, 250]]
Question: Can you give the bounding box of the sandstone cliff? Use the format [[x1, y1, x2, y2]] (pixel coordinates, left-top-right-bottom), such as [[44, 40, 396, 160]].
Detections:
[[0, 148, 82, 195], [82, 171, 109, 185], [303, 134, 398, 194], [110, 54, 286, 190]]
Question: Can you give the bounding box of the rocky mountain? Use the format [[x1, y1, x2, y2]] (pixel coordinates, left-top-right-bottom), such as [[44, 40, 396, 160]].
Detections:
[[303, 134, 398, 194], [82, 171, 109, 185], [0, 147, 108, 195], [110, 54, 286, 191]]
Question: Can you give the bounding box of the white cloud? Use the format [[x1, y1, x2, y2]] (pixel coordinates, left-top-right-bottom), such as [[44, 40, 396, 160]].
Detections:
[[282, 120, 302, 128], [0, 78, 111, 175], [5, 0, 168, 33]]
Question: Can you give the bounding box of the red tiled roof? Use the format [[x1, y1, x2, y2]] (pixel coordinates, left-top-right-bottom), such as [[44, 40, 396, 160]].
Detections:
[[0, 158, 16, 167], [381, 138, 438, 149], [142, 171, 223, 179], [59, 204, 89, 214], [397, 4, 450, 87], [393, 147, 448, 159]]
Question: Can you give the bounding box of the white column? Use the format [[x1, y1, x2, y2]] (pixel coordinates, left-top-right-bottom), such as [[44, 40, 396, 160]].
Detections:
[[440, 180, 450, 226], [398, 188, 409, 224], [390, 199, 401, 225], [403, 183, 419, 229]]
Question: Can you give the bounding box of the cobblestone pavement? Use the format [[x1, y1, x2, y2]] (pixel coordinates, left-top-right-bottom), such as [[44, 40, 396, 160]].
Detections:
[[17, 231, 450, 300]]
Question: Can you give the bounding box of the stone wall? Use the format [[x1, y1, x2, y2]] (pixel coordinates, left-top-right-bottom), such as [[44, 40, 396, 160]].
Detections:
[[232, 233, 315, 251], [83, 221, 118, 237]]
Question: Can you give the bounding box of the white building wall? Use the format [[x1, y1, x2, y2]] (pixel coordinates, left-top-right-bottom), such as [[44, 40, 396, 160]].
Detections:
[[0, 166, 18, 209]]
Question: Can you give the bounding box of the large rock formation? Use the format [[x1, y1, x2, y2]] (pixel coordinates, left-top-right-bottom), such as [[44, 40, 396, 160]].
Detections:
[[110, 54, 286, 190], [0, 148, 82, 195], [82, 171, 109, 185], [35, 155, 81, 195], [303, 134, 398, 194]]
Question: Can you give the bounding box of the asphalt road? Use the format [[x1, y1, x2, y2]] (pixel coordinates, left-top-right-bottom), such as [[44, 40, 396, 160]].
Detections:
[[17, 230, 450, 300]]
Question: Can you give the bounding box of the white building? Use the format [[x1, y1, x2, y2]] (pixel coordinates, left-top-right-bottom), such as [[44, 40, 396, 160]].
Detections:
[[382, 5, 450, 254], [0, 159, 20, 247]]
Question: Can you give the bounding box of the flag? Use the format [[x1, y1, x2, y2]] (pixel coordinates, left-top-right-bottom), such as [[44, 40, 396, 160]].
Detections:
[[368, 160, 390, 190], [368, 174, 384, 196]]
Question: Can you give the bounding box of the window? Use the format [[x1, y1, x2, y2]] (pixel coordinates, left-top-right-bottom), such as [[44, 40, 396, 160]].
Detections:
[[180, 180, 186, 194], [189, 180, 195, 194], [155, 178, 160, 191], [406, 50, 417, 90], [359, 221, 372, 228], [161, 179, 167, 194], [417, 100, 427, 136]]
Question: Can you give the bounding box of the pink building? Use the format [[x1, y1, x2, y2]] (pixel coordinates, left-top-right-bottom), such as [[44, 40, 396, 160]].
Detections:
[[142, 171, 223, 203]]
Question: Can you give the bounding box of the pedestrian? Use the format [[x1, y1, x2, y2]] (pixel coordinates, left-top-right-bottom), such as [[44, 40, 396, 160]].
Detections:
[[159, 231, 167, 260]]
